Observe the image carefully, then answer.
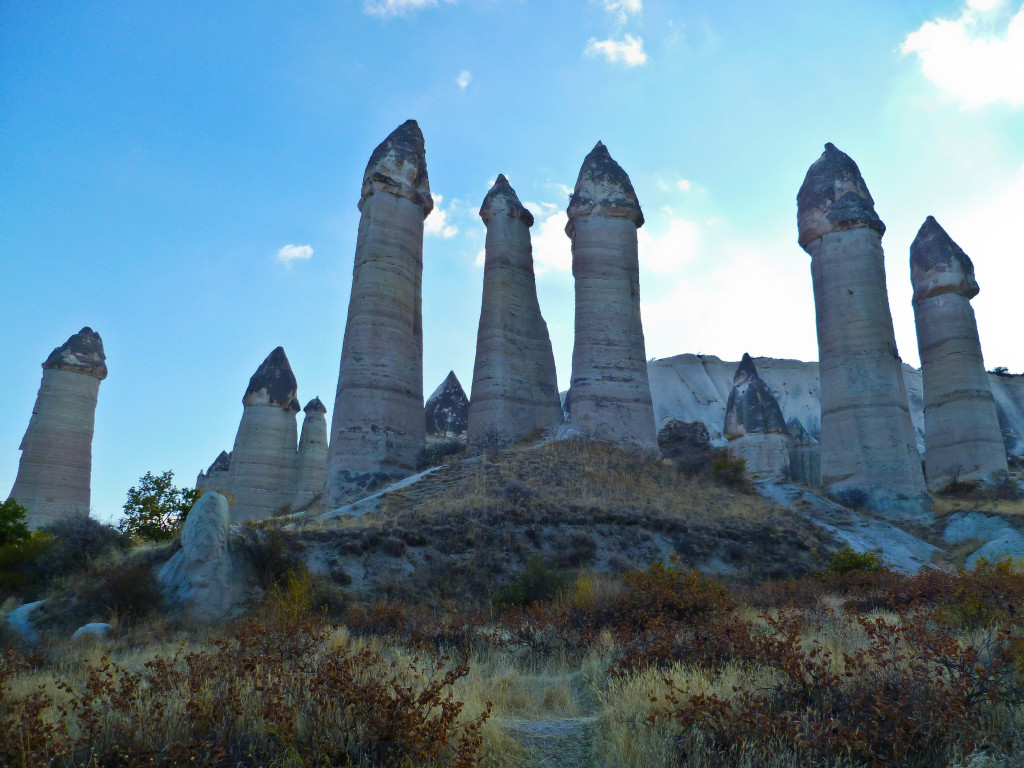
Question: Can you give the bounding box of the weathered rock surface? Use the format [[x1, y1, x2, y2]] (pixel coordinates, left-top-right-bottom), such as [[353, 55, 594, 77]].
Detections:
[[797, 143, 927, 515], [787, 417, 821, 487], [158, 492, 251, 621], [71, 622, 112, 641], [196, 451, 231, 492], [724, 354, 790, 481], [911, 216, 1007, 488], [467, 176, 563, 449], [426, 371, 469, 438], [564, 142, 657, 450], [8, 328, 107, 528], [293, 398, 328, 510], [326, 120, 433, 507], [943, 512, 1024, 568], [4, 600, 45, 643], [656, 419, 712, 474]]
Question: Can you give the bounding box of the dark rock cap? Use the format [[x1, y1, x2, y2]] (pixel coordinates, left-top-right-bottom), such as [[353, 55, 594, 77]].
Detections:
[[480, 174, 534, 226], [360, 119, 434, 215], [243, 346, 298, 407], [304, 396, 327, 414], [797, 143, 885, 248], [566, 141, 644, 238], [724, 354, 788, 438], [288, 398, 301, 412], [910, 216, 979, 302], [207, 450, 231, 474], [786, 417, 818, 446], [425, 370, 469, 437], [42, 327, 108, 379]]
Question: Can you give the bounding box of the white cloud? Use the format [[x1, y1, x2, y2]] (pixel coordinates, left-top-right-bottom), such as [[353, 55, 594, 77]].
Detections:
[[475, 248, 486, 267], [584, 34, 648, 67], [456, 70, 472, 90], [603, 0, 642, 24], [677, 178, 692, 192], [425, 194, 459, 238], [363, 0, 454, 19], [277, 244, 313, 264], [638, 211, 700, 274], [902, 2, 1024, 107]]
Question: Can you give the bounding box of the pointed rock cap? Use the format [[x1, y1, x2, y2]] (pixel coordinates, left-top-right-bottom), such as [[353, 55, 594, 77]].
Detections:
[[425, 370, 469, 436], [910, 216, 979, 303], [723, 354, 788, 439], [304, 396, 327, 414], [288, 398, 301, 412], [427, 370, 467, 403], [480, 174, 534, 226], [786, 417, 818, 446], [797, 143, 885, 248], [43, 327, 108, 379], [207, 450, 231, 474], [565, 142, 644, 238], [360, 119, 433, 216], [243, 346, 298, 407]]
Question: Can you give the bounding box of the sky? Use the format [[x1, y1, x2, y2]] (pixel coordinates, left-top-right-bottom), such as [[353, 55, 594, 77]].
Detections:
[[1, 0, 1022, 524]]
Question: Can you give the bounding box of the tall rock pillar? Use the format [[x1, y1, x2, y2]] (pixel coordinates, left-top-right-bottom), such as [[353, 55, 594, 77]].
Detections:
[[467, 175, 563, 449], [797, 143, 928, 514], [564, 142, 657, 450], [9, 327, 107, 529], [293, 397, 328, 509], [911, 216, 1007, 488], [326, 120, 433, 507], [226, 347, 300, 522]]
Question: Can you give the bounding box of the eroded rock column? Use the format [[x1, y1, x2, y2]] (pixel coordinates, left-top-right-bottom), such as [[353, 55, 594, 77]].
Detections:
[[797, 143, 927, 514], [326, 120, 433, 507], [9, 328, 107, 528], [565, 142, 657, 450], [724, 354, 791, 482], [293, 397, 328, 509], [911, 216, 1007, 488], [426, 371, 470, 439], [226, 347, 300, 522], [467, 175, 563, 449]]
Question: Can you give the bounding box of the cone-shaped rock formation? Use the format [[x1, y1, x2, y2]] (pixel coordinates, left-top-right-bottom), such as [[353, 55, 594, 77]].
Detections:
[[798, 143, 927, 514], [8, 328, 107, 528], [911, 216, 1007, 488], [564, 142, 657, 449], [326, 120, 433, 506], [723, 354, 790, 481], [426, 371, 470, 438], [467, 175, 562, 449]]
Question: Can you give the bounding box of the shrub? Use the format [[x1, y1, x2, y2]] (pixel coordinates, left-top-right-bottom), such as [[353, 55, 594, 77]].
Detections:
[[70, 560, 164, 624], [492, 555, 570, 607], [119, 470, 202, 542], [711, 455, 747, 489], [0, 531, 55, 594], [37, 516, 129, 578], [416, 440, 465, 470], [0, 500, 30, 547], [826, 546, 884, 575]]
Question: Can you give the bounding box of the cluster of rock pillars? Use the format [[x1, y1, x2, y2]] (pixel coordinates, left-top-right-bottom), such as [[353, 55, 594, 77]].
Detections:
[[6, 125, 1013, 528]]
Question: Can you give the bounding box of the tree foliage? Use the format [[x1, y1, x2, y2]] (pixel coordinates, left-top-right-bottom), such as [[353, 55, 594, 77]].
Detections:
[[119, 471, 201, 542], [0, 499, 30, 547]]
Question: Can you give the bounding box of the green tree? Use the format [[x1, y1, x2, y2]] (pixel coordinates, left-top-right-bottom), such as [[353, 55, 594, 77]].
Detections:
[[119, 471, 202, 542], [0, 499, 30, 547]]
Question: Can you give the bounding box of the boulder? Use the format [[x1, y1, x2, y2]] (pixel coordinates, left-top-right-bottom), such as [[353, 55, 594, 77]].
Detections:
[[71, 622, 112, 641]]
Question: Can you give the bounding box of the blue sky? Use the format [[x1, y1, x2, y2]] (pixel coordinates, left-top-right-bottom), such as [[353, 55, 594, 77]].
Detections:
[[2, 0, 1022, 523]]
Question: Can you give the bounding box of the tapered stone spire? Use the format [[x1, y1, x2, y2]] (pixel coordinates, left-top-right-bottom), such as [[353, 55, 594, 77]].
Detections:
[[911, 216, 1007, 488], [564, 143, 657, 449], [225, 347, 300, 521], [467, 175, 563, 449], [293, 397, 328, 509], [326, 120, 433, 506], [426, 371, 470, 438], [9, 328, 107, 528], [723, 354, 790, 481], [798, 143, 927, 514]]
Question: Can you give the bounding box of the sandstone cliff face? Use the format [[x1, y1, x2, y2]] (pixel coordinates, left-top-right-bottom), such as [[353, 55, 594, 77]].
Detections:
[[911, 216, 1007, 488], [797, 143, 927, 514], [467, 175, 563, 449], [9, 328, 107, 529], [425, 371, 469, 438], [326, 120, 432, 507], [724, 354, 790, 481], [565, 142, 657, 450]]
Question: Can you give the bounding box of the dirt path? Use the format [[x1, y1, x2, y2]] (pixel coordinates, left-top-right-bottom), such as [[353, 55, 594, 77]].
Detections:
[[504, 716, 599, 768]]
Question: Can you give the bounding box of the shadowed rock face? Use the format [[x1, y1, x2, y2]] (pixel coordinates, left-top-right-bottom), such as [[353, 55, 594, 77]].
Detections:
[[911, 217, 1007, 488], [787, 416, 821, 487], [9, 328, 107, 528], [426, 371, 469, 438], [565, 142, 657, 450], [723, 354, 790, 481], [798, 143, 927, 516], [326, 121, 433, 506], [467, 175, 563, 449]]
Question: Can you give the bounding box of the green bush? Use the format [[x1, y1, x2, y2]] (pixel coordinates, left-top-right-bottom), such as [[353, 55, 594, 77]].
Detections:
[[119, 470, 202, 542], [0, 500, 30, 547], [492, 556, 570, 607], [37, 516, 129, 578], [825, 546, 884, 575], [711, 455, 747, 489], [0, 532, 55, 594]]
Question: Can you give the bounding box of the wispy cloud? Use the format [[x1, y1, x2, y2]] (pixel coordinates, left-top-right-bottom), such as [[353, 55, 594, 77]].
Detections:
[[677, 179, 692, 192], [584, 34, 648, 66], [522, 201, 572, 274], [363, 0, 454, 19], [277, 244, 313, 265], [425, 194, 459, 238], [603, 0, 642, 24], [902, 1, 1024, 107], [456, 70, 472, 90], [638, 209, 699, 274]]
